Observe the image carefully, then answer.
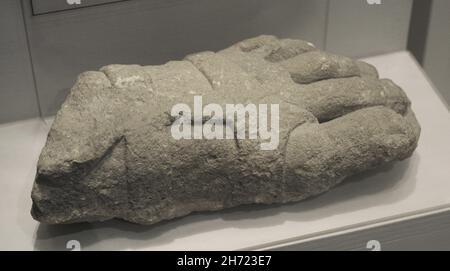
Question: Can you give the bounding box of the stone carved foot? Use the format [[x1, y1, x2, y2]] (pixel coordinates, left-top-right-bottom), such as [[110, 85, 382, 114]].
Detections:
[[31, 35, 420, 225]]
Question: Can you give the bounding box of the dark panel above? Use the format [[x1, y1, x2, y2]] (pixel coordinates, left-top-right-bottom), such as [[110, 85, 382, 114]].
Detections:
[[31, 0, 129, 15]]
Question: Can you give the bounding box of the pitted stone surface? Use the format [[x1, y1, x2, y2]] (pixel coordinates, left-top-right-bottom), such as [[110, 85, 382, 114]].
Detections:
[[31, 35, 420, 225]]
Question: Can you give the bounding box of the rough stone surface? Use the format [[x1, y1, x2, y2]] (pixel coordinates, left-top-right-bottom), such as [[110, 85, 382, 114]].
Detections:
[[31, 35, 421, 225]]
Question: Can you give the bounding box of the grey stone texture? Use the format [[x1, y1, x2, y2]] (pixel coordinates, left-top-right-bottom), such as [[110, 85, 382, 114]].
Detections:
[[31, 35, 421, 225]]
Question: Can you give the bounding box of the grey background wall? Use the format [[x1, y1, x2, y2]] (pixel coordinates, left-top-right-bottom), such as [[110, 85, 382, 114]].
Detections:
[[325, 0, 413, 57], [1, 0, 414, 123], [422, 0, 450, 106], [0, 1, 40, 123]]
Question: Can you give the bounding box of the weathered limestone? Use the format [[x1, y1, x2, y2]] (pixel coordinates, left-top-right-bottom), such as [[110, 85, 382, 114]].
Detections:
[[31, 35, 420, 225]]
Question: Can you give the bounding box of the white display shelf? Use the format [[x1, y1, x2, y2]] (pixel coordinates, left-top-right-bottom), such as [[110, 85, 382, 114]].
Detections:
[[1, 51, 450, 251]]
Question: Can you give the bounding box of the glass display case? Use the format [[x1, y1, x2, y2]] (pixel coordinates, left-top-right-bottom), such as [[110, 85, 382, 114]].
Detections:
[[1, 0, 449, 251]]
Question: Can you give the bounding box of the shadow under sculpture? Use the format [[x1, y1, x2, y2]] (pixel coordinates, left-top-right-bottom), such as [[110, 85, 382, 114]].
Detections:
[[31, 35, 421, 225]]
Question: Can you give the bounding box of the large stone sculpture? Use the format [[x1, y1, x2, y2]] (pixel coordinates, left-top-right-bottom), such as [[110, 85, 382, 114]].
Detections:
[[31, 36, 420, 225]]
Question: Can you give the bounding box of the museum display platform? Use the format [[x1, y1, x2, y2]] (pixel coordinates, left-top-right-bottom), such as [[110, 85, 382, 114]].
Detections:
[[1, 51, 450, 251]]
